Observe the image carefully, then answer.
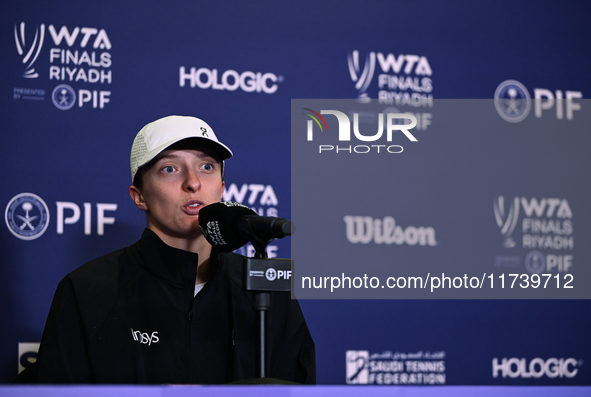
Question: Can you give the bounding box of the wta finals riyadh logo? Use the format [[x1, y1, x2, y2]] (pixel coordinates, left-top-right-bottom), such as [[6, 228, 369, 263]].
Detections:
[[493, 196, 520, 248], [14, 22, 45, 79], [348, 50, 375, 101], [494, 80, 531, 123], [5, 193, 50, 240]]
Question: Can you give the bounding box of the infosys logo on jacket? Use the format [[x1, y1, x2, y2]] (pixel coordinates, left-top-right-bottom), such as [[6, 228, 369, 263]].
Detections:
[[131, 328, 159, 346]]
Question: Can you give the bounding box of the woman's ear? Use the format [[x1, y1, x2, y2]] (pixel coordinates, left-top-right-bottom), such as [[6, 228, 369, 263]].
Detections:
[[129, 185, 149, 211]]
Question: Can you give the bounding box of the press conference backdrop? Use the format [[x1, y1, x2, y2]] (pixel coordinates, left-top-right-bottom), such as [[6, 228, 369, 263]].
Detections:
[[2, 0, 590, 385]]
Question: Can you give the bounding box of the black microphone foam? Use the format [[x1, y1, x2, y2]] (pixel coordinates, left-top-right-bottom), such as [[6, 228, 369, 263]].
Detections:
[[199, 201, 257, 252]]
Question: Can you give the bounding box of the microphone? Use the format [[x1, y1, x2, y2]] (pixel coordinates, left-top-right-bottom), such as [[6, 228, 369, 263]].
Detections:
[[199, 201, 295, 252]]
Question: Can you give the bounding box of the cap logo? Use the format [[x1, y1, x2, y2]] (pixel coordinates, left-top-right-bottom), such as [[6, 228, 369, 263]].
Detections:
[[200, 127, 209, 137]]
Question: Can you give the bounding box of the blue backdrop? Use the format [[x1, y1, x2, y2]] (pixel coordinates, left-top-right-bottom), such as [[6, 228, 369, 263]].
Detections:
[[2, 0, 590, 385]]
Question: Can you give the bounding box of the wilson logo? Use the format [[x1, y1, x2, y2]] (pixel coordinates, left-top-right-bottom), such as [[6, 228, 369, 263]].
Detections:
[[344, 216, 437, 246]]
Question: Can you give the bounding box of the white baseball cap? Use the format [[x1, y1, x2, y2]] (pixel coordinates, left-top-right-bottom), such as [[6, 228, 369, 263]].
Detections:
[[130, 115, 233, 183]]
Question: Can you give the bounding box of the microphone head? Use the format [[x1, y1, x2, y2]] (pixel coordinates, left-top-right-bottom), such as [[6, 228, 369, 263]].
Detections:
[[199, 201, 257, 252]]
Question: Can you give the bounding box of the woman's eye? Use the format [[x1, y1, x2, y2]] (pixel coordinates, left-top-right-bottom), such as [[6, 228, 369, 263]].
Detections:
[[202, 163, 214, 171], [162, 165, 175, 173]]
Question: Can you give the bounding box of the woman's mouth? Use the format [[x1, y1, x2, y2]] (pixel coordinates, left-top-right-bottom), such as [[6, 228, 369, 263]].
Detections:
[[183, 200, 203, 215]]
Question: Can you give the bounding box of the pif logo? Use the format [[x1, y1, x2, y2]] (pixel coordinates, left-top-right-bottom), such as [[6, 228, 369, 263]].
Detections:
[[302, 108, 418, 154], [5, 193, 118, 240], [494, 80, 582, 122], [265, 268, 291, 281]]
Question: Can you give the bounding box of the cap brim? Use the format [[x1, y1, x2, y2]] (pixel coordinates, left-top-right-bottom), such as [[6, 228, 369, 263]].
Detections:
[[138, 136, 233, 170]]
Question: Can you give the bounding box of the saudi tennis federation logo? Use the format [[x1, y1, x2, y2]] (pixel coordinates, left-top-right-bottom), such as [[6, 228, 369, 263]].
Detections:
[[14, 22, 45, 79], [346, 350, 369, 384], [494, 80, 531, 123], [5, 193, 50, 240]]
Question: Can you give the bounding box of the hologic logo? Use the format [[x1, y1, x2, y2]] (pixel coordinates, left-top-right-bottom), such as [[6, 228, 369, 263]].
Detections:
[[14, 23, 45, 78], [303, 108, 418, 154], [179, 67, 281, 94], [5, 193, 50, 240], [492, 357, 580, 379]]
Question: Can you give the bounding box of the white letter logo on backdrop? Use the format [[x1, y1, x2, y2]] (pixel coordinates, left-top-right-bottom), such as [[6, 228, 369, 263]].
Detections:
[[14, 23, 45, 79], [346, 350, 369, 384], [348, 51, 376, 101], [348, 50, 433, 107], [51, 84, 76, 110], [493, 196, 520, 248], [494, 80, 531, 123], [12, 22, 113, 110], [5, 193, 50, 240]]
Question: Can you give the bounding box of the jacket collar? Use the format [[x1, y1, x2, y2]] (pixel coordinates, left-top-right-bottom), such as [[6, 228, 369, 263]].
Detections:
[[138, 228, 204, 288]]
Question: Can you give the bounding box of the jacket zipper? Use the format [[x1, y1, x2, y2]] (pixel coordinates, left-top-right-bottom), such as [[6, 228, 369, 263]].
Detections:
[[187, 294, 195, 381]]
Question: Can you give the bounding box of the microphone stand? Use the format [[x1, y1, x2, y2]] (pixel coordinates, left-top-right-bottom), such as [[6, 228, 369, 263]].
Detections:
[[242, 231, 293, 381], [251, 241, 271, 379]]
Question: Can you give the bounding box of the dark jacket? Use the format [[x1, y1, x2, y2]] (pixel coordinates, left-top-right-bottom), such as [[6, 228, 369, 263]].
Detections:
[[19, 229, 315, 384]]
